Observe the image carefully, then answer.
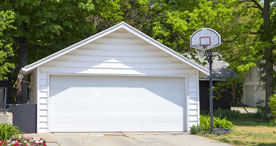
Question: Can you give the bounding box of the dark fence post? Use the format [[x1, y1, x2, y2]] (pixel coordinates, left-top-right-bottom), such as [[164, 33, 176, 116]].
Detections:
[[0, 87, 7, 114]]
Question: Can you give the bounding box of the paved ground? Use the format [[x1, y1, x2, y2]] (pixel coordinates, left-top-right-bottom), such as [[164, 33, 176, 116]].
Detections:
[[231, 107, 258, 113], [26, 133, 231, 146]]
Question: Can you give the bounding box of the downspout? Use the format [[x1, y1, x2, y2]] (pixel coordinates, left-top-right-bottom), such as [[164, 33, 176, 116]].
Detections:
[[16, 68, 30, 97]]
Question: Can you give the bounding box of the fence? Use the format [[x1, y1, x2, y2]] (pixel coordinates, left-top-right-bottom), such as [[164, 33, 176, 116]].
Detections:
[[0, 87, 7, 113]]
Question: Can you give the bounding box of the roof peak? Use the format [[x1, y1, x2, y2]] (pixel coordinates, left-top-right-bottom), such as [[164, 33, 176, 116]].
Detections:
[[21, 22, 209, 75]]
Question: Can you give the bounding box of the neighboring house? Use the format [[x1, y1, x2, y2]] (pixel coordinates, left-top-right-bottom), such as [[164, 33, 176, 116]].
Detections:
[[198, 53, 234, 110], [20, 22, 209, 133], [243, 65, 276, 107], [185, 53, 235, 110], [242, 66, 266, 107]]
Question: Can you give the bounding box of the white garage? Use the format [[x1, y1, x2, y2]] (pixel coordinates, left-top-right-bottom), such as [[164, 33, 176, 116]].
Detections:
[[20, 22, 209, 133]]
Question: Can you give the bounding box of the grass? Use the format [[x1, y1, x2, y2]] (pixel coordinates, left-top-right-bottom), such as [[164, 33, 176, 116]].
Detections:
[[200, 113, 276, 146]]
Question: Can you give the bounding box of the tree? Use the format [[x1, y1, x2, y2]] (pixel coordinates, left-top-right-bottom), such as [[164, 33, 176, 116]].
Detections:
[[0, 10, 15, 80], [1, 0, 272, 105], [1, 0, 126, 103], [149, 0, 275, 111], [1, 0, 97, 103], [249, 0, 275, 114], [145, 0, 263, 105]]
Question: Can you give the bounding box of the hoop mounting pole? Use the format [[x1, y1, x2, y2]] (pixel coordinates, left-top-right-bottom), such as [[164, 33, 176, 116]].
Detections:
[[205, 48, 213, 133]]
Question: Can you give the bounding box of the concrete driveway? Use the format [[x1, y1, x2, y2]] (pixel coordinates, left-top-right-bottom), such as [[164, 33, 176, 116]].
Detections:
[[26, 133, 231, 146]]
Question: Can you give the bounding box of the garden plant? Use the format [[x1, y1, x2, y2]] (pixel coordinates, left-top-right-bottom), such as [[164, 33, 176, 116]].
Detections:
[[0, 124, 46, 146]]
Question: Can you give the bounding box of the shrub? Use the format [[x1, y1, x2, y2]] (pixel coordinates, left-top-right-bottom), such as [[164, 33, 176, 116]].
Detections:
[[255, 99, 269, 119], [200, 115, 233, 131], [0, 124, 22, 141], [213, 117, 233, 129], [200, 110, 210, 116], [201, 109, 240, 119], [190, 125, 203, 134], [200, 115, 211, 131], [268, 94, 276, 125]]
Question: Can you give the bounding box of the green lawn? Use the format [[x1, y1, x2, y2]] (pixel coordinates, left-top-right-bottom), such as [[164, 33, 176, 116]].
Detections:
[[200, 114, 276, 146]]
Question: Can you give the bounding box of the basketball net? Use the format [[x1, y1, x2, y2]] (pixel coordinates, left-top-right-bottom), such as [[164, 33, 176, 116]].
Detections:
[[195, 48, 206, 59]]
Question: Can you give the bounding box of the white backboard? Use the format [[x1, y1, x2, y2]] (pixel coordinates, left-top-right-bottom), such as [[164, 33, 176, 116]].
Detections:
[[190, 28, 221, 50]]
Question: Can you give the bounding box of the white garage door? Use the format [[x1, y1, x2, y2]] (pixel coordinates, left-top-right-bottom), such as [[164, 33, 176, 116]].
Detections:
[[49, 75, 186, 132]]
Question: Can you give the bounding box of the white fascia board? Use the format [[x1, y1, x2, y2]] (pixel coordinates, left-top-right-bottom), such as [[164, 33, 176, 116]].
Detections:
[[21, 21, 209, 76]]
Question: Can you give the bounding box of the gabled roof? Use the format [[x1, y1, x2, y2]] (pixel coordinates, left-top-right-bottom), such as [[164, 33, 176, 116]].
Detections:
[[21, 22, 209, 75]]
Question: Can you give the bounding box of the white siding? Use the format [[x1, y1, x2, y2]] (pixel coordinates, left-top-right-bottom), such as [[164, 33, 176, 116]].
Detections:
[[41, 30, 192, 76], [187, 70, 200, 129], [36, 28, 200, 133], [37, 69, 49, 133]]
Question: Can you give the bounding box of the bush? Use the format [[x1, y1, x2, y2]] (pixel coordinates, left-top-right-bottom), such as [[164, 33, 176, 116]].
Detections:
[[200, 110, 210, 116], [0, 124, 22, 141], [200, 115, 234, 131], [268, 94, 276, 125], [213, 117, 233, 129], [201, 109, 240, 119], [200, 115, 211, 131], [190, 125, 203, 134], [255, 99, 269, 119]]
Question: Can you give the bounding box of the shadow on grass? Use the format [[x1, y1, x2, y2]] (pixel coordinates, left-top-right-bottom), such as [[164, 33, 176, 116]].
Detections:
[[256, 143, 276, 146], [230, 113, 271, 127]]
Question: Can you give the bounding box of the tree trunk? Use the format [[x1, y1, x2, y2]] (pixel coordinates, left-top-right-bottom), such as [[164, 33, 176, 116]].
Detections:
[[19, 37, 28, 104], [232, 83, 237, 106], [263, 0, 273, 114], [7, 72, 12, 104]]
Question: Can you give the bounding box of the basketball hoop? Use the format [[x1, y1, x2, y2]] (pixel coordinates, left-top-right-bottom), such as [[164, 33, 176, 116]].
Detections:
[[190, 28, 221, 50], [190, 28, 221, 133]]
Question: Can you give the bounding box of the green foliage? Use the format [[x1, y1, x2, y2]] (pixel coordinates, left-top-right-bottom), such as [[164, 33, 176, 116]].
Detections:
[[0, 10, 15, 80], [201, 109, 240, 119], [213, 117, 234, 129], [214, 109, 240, 119], [268, 94, 276, 125], [200, 115, 234, 131], [255, 99, 269, 119], [1, 0, 103, 64], [200, 110, 210, 116], [190, 125, 203, 134], [0, 124, 22, 141], [200, 115, 211, 131], [212, 80, 243, 105], [149, 0, 270, 99], [0, 0, 274, 106]]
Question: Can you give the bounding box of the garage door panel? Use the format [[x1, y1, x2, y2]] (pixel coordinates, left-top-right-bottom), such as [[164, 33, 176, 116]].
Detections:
[[51, 88, 184, 106], [50, 90, 184, 117], [51, 117, 183, 132], [50, 76, 185, 90], [49, 76, 185, 132], [50, 105, 183, 118]]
